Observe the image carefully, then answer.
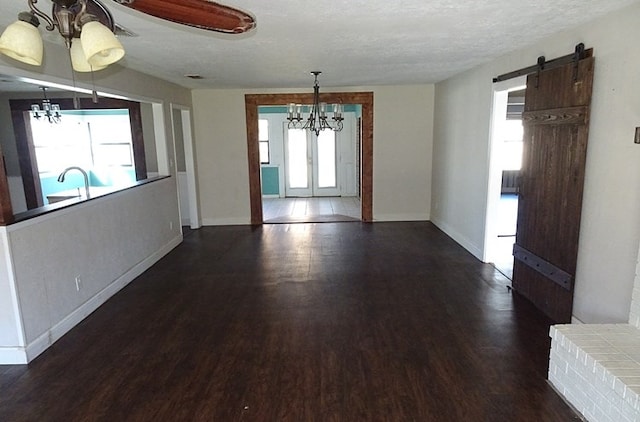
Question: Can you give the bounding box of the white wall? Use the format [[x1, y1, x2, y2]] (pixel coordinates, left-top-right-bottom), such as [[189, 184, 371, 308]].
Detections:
[[431, 3, 640, 323], [192, 89, 252, 225], [0, 40, 192, 363], [374, 86, 434, 221], [0, 229, 21, 353], [192, 85, 435, 224], [0, 179, 182, 363]]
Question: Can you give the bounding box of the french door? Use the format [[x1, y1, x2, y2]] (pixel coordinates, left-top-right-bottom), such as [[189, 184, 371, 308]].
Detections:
[[284, 128, 340, 197]]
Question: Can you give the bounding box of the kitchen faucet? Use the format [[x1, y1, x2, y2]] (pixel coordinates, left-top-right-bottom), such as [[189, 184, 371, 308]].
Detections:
[[57, 166, 90, 199]]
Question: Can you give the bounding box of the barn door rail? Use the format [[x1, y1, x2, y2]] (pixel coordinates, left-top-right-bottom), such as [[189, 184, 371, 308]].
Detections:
[[493, 43, 589, 84]]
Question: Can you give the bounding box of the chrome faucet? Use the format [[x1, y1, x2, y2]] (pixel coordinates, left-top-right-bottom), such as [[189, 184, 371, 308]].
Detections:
[[57, 166, 90, 199]]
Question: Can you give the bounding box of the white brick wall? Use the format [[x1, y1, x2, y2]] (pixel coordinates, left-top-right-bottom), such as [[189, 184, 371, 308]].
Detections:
[[549, 324, 640, 422], [548, 243, 640, 421]]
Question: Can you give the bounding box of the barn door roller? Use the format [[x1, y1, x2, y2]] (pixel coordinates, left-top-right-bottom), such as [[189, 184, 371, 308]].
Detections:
[[493, 43, 588, 84]]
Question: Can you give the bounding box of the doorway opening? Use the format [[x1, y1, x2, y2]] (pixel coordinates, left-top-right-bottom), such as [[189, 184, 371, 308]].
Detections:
[[484, 77, 526, 279], [170, 104, 200, 230], [257, 105, 361, 223], [245, 92, 373, 225]]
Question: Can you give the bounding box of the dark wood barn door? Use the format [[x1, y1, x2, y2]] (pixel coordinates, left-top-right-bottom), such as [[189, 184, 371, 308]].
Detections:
[[512, 51, 595, 323]]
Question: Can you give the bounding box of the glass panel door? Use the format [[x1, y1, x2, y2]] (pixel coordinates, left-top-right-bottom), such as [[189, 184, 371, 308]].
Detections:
[[284, 128, 312, 196], [312, 130, 340, 196], [284, 127, 341, 197]]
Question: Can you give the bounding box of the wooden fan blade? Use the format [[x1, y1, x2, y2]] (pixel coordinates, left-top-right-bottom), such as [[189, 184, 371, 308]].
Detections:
[[113, 0, 256, 34]]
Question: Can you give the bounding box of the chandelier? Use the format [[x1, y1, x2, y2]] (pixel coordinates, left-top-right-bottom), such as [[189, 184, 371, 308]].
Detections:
[[287, 71, 344, 136], [32, 87, 62, 124], [0, 0, 125, 73]]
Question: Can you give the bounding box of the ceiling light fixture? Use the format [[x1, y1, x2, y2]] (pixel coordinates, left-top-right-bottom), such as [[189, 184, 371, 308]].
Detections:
[[32, 86, 62, 124], [0, 0, 125, 73], [287, 71, 344, 137]]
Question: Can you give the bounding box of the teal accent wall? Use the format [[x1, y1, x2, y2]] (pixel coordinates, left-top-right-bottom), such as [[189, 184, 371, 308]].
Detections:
[[41, 168, 137, 203], [259, 105, 360, 114], [40, 174, 81, 200], [261, 167, 279, 196], [89, 168, 136, 187]]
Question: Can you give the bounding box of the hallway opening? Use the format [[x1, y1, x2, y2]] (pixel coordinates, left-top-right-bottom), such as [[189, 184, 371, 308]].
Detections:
[[484, 78, 526, 279]]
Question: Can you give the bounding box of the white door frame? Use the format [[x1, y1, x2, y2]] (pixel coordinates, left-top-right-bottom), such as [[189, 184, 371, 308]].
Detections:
[[170, 104, 201, 229], [483, 76, 526, 263]]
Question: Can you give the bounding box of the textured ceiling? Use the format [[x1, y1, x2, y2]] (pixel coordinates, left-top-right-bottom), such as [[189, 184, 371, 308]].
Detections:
[[0, 0, 639, 89]]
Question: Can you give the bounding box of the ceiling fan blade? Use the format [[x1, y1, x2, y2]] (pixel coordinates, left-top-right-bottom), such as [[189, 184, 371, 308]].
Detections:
[[112, 0, 256, 34]]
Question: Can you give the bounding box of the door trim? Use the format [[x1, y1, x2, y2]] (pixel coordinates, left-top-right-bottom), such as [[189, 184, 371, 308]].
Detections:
[[170, 104, 201, 229], [483, 76, 526, 264], [245, 92, 373, 224]]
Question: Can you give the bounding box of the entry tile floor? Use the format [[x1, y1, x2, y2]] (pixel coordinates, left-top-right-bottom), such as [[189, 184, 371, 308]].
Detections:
[[263, 196, 361, 223]]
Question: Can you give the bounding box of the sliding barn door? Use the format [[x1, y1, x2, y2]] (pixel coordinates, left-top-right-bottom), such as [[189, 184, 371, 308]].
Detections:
[[512, 52, 594, 323]]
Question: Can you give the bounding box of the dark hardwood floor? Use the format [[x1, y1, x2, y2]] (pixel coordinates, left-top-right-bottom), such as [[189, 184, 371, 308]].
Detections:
[[0, 222, 579, 421]]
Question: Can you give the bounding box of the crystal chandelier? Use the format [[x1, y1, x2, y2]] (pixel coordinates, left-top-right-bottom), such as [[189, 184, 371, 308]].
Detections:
[[287, 71, 344, 136], [32, 87, 62, 124]]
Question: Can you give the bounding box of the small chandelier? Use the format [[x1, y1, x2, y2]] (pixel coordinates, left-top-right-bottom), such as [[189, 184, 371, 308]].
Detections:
[[287, 71, 344, 136], [0, 0, 125, 73], [32, 87, 62, 124]]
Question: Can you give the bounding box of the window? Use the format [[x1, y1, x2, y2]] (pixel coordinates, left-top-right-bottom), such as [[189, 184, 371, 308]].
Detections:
[[287, 128, 308, 188], [31, 110, 134, 175], [10, 96, 148, 210], [500, 119, 524, 171], [316, 130, 337, 188], [258, 119, 270, 164]]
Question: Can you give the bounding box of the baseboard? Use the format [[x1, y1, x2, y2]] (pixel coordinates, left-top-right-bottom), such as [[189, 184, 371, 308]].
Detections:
[[202, 218, 250, 226], [373, 213, 429, 222], [430, 218, 483, 260], [0, 347, 28, 364], [24, 234, 183, 363]]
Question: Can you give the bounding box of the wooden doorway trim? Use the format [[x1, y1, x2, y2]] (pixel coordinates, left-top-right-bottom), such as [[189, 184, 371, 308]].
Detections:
[[0, 149, 14, 225], [245, 92, 373, 224]]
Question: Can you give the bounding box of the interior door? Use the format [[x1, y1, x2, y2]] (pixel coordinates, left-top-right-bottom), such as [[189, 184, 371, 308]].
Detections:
[[512, 51, 594, 323]]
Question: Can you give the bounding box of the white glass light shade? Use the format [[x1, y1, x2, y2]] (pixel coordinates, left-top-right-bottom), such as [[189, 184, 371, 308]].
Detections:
[[80, 21, 125, 68], [0, 20, 43, 66], [70, 41, 107, 72]]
